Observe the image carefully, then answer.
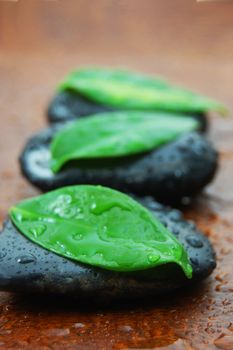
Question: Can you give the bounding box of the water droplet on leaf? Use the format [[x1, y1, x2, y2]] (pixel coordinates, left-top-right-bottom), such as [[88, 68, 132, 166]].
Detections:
[[29, 224, 46, 237], [73, 233, 83, 241], [148, 254, 160, 263]]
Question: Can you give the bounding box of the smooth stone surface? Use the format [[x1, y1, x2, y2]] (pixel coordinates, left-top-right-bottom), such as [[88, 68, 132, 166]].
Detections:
[[19, 127, 218, 204], [0, 197, 216, 299], [47, 90, 208, 131]]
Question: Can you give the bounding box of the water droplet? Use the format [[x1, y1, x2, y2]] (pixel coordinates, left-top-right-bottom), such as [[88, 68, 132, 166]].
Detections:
[[73, 323, 85, 329], [76, 213, 84, 219], [186, 264, 193, 275], [148, 254, 160, 263], [118, 325, 133, 332], [186, 235, 203, 248], [168, 210, 182, 222], [29, 224, 46, 237], [171, 227, 180, 236], [0, 251, 7, 260], [61, 207, 77, 219], [42, 217, 55, 224], [46, 328, 70, 336], [16, 254, 36, 264], [174, 169, 183, 178], [73, 233, 83, 241], [90, 202, 97, 211], [58, 194, 72, 204], [16, 212, 23, 222], [56, 241, 66, 252], [187, 221, 195, 230], [94, 252, 103, 260], [190, 257, 199, 266]]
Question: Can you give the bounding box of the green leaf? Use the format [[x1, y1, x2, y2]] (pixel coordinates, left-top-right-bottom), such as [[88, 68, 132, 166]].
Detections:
[[50, 111, 199, 172], [10, 185, 192, 278], [59, 68, 227, 115]]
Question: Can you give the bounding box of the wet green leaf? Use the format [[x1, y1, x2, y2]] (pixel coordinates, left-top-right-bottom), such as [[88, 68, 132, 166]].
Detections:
[[10, 185, 192, 277], [50, 111, 199, 172], [59, 68, 227, 114]]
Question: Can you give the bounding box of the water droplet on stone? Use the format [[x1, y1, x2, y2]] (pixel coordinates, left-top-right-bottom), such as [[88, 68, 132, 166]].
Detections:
[[190, 257, 199, 266], [16, 254, 36, 264], [0, 251, 7, 260], [174, 169, 183, 178], [186, 235, 203, 248], [168, 210, 182, 222]]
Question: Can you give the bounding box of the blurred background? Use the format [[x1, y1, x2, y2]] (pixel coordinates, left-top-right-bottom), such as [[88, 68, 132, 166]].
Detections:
[[0, 3, 233, 348], [0, 0, 233, 212]]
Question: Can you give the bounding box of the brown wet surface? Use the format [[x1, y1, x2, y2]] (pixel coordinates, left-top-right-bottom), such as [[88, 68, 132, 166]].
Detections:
[[0, 1, 233, 349]]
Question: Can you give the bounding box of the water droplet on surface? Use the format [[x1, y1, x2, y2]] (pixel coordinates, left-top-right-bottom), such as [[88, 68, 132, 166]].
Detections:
[[186, 264, 193, 275], [76, 213, 84, 219], [148, 254, 160, 263], [90, 202, 97, 211], [168, 210, 182, 222], [73, 233, 83, 241], [73, 323, 85, 329], [61, 206, 77, 219], [186, 235, 203, 248], [118, 325, 133, 332], [174, 169, 183, 178], [15, 212, 23, 222], [190, 257, 199, 266], [29, 224, 46, 237], [58, 194, 72, 204], [16, 254, 36, 264], [94, 252, 103, 260], [46, 328, 70, 337], [0, 251, 7, 260], [56, 241, 66, 252]]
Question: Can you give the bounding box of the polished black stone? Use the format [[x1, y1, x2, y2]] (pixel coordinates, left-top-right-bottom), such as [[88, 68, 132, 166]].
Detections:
[[0, 198, 216, 299], [19, 127, 218, 204]]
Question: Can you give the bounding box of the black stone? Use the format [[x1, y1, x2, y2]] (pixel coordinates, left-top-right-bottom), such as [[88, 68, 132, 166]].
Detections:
[[19, 126, 218, 204], [0, 198, 216, 299], [47, 91, 208, 132]]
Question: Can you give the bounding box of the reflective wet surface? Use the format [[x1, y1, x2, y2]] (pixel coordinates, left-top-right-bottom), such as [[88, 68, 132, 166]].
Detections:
[[0, 0, 233, 349]]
